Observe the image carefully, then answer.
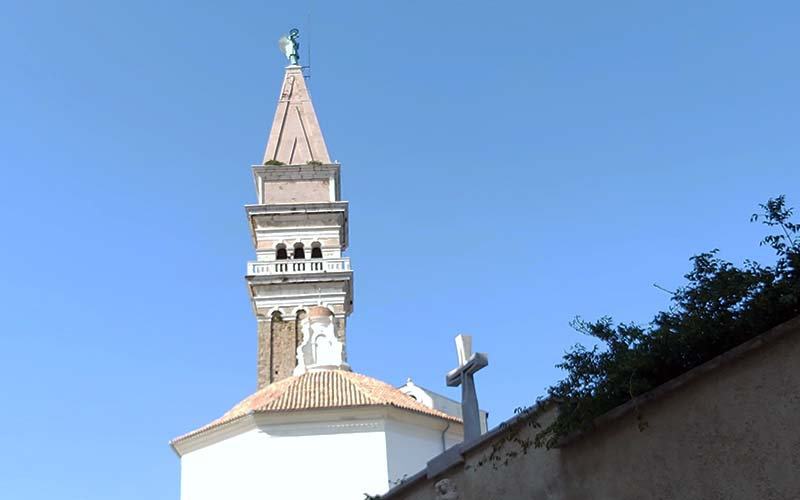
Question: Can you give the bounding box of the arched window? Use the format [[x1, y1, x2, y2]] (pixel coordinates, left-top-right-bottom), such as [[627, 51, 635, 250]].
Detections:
[[293, 243, 305, 259], [311, 242, 322, 259], [275, 244, 288, 260]]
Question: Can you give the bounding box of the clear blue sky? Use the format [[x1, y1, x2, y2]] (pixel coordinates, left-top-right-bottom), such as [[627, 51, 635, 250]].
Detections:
[[1, 1, 798, 498]]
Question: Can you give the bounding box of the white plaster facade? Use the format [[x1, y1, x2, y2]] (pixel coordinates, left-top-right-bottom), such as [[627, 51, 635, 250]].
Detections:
[[175, 408, 463, 500], [399, 380, 488, 434], [385, 418, 462, 486]]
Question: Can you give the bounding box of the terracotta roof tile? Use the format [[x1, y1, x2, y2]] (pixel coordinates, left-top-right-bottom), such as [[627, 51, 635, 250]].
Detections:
[[172, 370, 461, 443]]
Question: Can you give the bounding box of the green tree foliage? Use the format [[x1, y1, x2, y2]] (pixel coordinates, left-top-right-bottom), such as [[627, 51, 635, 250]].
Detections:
[[535, 196, 800, 448]]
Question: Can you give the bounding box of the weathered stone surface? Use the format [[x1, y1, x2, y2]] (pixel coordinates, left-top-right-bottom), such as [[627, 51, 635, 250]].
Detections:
[[257, 313, 306, 389], [334, 317, 347, 361], [256, 319, 272, 390], [273, 315, 298, 383], [263, 179, 331, 204], [262, 65, 331, 165]]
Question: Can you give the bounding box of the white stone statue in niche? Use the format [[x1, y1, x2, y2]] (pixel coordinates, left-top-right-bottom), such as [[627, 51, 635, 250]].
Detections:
[[294, 306, 350, 375]]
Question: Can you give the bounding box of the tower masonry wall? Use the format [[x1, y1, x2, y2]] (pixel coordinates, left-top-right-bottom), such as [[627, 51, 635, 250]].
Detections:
[[256, 237, 340, 250], [255, 236, 342, 256], [262, 179, 331, 204], [257, 316, 302, 389], [272, 316, 299, 383], [256, 319, 272, 389], [334, 317, 347, 361]]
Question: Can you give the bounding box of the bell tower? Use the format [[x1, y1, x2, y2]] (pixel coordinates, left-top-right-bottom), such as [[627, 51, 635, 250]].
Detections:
[[246, 60, 353, 389]]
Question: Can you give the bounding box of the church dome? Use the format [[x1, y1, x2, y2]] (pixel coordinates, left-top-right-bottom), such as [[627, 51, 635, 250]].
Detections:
[[307, 306, 333, 318], [172, 370, 461, 444]]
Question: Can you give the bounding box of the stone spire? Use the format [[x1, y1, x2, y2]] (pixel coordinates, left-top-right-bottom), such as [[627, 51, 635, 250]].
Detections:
[[263, 65, 332, 165]]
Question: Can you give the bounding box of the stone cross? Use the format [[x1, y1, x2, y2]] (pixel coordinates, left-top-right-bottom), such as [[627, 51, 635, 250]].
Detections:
[[446, 334, 488, 442]]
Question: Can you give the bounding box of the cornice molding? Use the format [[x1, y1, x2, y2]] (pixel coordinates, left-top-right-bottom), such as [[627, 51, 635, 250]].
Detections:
[[245, 201, 349, 215], [171, 404, 462, 457]]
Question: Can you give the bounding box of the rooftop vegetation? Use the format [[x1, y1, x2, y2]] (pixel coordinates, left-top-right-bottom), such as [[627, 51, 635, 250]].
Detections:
[[474, 197, 800, 471], [531, 195, 800, 448]]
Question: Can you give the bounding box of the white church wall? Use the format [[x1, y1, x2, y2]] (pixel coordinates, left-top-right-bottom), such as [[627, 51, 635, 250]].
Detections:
[[180, 429, 263, 500], [443, 427, 463, 450], [180, 420, 390, 500], [400, 382, 489, 433], [384, 418, 454, 488]]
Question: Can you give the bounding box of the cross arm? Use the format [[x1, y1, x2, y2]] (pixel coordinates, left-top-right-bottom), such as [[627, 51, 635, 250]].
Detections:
[[445, 352, 489, 387]]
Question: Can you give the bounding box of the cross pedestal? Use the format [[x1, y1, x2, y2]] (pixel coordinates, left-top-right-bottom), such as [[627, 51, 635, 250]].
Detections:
[[446, 334, 488, 443]]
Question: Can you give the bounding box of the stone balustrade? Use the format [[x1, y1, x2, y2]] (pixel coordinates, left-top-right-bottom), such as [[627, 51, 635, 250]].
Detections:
[[247, 258, 351, 276]]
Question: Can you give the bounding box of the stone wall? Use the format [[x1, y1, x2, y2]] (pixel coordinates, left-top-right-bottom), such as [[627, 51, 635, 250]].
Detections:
[[257, 312, 305, 389], [383, 316, 800, 500], [262, 179, 331, 204], [256, 319, 272, 389], [335, 317, 347, 361]]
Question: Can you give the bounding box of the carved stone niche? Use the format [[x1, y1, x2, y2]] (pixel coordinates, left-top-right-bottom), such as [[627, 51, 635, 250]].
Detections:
[[294, 306, 350, 375], [434, 478, 459, 500]]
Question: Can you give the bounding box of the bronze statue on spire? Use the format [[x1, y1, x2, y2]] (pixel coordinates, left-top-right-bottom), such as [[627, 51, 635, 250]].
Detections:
[[278, 28, 300, 65]]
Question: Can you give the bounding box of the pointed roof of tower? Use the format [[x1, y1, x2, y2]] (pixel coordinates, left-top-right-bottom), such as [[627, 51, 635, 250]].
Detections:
[[263, 65, 332, 165]]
